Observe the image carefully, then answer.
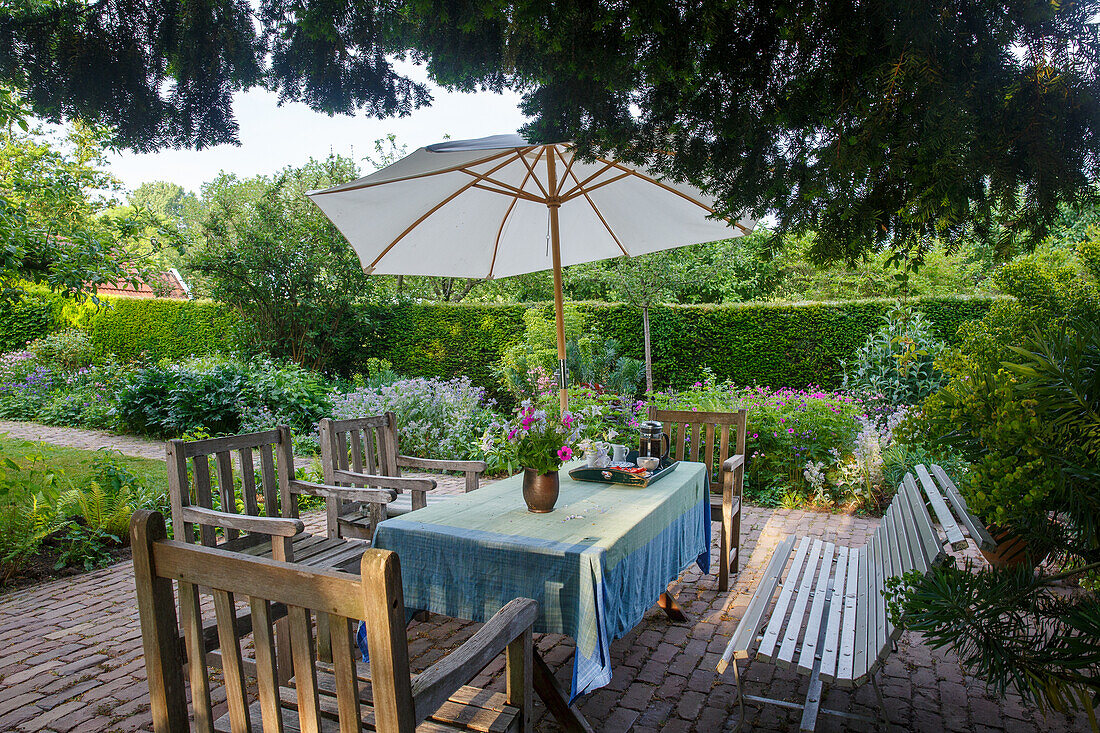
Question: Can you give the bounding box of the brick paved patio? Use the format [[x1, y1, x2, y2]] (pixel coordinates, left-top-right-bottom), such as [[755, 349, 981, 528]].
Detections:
[[0, 423, 1091, 732], [1, 497, 1093, 733]]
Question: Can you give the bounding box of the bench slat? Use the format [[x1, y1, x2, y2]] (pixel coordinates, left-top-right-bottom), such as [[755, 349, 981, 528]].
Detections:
[[779, 540, 827, 668], [851, 546, 872, 684], [817, 545, 849, 683], [758, 536, 813, 663], [896, 482, 932, 574], [929, 464, 996, 550], [795, 542, 835, 675], [914, 465, 968, 550], [870, 536, 888, 671], [835, 544, 861, 684], [902, 475, 945, 565], [717, 534, 798, 671]]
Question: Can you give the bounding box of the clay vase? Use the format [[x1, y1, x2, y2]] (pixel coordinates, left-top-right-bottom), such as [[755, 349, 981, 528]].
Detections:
[[980, 525, 1045, 571], [522, 468, 560, 513]]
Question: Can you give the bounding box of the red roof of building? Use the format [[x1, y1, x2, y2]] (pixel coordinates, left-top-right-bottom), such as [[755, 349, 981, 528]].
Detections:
[[95, 269, 190, 299]]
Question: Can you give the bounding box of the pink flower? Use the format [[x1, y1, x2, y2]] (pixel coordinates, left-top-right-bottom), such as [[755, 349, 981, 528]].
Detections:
[[508, 428, 518, 440], [563, 414, 574, 427], [788, 428, 795, 433], [557, 446, 573, 461]]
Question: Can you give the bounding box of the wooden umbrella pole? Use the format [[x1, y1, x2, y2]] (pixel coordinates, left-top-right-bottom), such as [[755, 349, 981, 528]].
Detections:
[[545, 147, 568, 412]]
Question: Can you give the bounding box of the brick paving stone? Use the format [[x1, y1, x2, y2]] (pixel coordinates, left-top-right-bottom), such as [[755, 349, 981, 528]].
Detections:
[[0, 422, 1094, 731]]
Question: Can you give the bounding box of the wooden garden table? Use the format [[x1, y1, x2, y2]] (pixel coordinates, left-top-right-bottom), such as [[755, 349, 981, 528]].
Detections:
[[372, 459, 711, 718]]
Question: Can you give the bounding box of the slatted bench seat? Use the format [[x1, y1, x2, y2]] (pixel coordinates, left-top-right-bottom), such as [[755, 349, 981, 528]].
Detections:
[[716, 464, 996, 731]]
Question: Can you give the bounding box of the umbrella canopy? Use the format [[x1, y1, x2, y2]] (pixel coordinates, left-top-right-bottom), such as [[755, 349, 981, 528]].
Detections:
[[308, 134, 755, 409]]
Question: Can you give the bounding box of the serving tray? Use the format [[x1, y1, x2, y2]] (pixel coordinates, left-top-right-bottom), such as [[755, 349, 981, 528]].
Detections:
[[568, 451, 679, 488]]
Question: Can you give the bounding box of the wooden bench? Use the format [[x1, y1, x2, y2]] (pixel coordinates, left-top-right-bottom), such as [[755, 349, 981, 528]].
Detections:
[[319, 414, 487, 540], [716, 464, 996, 731], [132, 509, 538, 733]]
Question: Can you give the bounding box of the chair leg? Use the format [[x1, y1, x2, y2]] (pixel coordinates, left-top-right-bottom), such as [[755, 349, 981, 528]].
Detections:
[[730, 507, 741, 575], [871, 674, 891, 729], [725, 660, 747, 733], [316, 611, 333, 663], [718, 517, 730, 593]]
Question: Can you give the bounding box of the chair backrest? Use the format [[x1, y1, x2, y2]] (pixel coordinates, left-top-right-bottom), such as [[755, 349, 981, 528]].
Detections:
[[132, 509, 419, 733], [647, 407, 747, 487], [166, 426, 298, 549], [318, 414, 402, 535], [318, 413, 401, 484]]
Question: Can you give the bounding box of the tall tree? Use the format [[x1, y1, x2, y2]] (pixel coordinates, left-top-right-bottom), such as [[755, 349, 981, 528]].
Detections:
[[0, 108, 160, 302], [597, 251, 702, 393], [189, 156, 381, 370], [3, 1, 1097, 260]]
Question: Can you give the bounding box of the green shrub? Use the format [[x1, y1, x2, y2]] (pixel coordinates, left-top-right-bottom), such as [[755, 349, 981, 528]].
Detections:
[[0, 440, 64, 582], [28, 329, 100, 369], [0, 290, 62, 351], [843, 302, 948, 405]]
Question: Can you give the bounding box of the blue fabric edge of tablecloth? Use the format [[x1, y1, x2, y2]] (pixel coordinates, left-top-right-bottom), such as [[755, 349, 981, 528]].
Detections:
[[568, 495, 711, 701]]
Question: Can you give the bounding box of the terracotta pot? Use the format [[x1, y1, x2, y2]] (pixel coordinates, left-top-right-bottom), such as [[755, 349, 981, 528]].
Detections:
[[522, 468, 560, 513], [980, 525, 1045, 570]]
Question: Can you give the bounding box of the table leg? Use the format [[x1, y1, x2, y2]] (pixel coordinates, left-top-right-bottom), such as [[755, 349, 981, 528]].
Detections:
[[532, 649, 595, 733], [658, 590, 688, 622]]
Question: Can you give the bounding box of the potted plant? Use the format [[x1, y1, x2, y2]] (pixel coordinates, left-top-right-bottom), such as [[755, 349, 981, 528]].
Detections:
[[498, 404, 581, 512]]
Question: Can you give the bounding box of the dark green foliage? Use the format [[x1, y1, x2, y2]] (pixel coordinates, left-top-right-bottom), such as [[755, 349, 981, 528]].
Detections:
[[5, 1, 1098, 259], [892, 562, 1100, 721], [0, 292, 59, 351], [84, 297, 239, 361]]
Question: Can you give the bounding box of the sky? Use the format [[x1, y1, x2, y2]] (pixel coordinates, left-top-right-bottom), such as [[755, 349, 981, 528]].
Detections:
[[106, 63, 531, 196]]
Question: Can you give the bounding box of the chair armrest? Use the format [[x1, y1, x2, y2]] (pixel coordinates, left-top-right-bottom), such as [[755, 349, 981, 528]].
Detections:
[[722, 454, 745, 473], [180, 506, 303, 537], [411, 597, 538, 723], [330, 469, 436, 494], [397, 455, 488, 474], [288, 479, 397, 505]]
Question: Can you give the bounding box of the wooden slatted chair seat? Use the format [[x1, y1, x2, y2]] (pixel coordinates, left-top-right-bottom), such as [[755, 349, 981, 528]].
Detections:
[[269, 662, 523, 732], [132, 510, 538, 733], [716, 464, 997, 731], [319, 414, 487, 541], [647, 407, 747, 592]]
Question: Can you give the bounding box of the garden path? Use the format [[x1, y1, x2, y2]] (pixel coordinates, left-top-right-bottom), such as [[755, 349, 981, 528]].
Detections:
[[0, 498, 1093, 732]]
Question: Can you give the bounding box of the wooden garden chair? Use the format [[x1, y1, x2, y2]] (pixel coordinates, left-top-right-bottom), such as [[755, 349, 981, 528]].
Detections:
[[319, 413, 487, 541], [166, 425, 396, 678], [131, 509, 538, 733], [647, 406, 747, 592]]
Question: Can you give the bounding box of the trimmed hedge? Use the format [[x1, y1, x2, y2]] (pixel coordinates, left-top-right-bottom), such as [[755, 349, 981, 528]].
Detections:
[[0, 291, 999, 390], [362, 303, 527, 394], [363, 296, 999, 392], [83, 297, 240, 361]]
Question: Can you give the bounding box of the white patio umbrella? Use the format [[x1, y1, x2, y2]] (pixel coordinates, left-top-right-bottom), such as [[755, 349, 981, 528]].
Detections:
[[307, 134, 755, 410]]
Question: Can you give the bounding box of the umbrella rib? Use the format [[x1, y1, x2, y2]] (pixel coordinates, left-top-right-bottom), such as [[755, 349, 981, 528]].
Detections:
[[365, 153, 529, 273], [557, 160, 618, 200], [471, 182, 544, 204], [588, 156, 752, 233], [517, 147, 552, 200], [559, 171, 632, 201], [564, 165, 630, 258], [487, 163, 537, 279], [553, 147, 579, 198], [311, 148, 529, 195]]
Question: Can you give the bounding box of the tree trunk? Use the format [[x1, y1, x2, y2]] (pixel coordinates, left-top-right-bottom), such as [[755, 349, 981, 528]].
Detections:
[[643, 304, 653, 394]]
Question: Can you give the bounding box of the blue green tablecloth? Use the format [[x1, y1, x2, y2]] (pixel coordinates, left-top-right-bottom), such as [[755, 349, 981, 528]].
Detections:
[[371, 460, 711, 700]]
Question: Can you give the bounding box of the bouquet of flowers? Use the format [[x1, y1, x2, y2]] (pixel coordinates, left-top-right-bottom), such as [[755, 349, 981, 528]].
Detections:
[[483, 403, 582, 476]]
